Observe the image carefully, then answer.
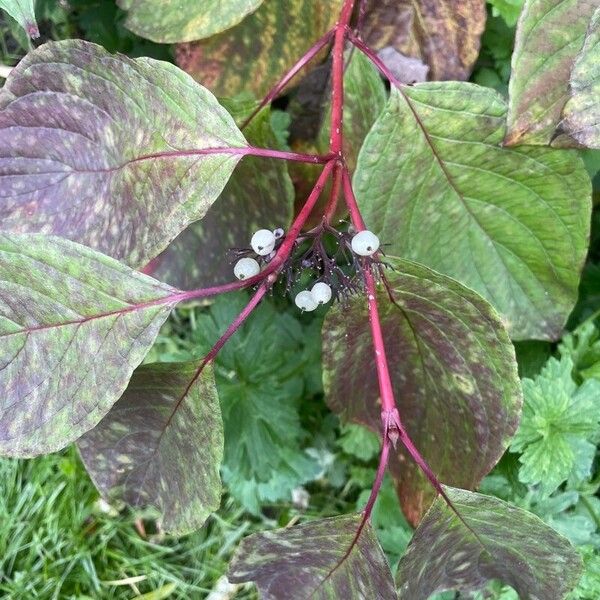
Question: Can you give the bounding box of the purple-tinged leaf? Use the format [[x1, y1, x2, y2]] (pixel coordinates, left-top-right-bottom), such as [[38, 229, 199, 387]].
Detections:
[[557, 8, 600, 149], [397, 486, 583, 599], [151, 106, 293, 289], [118, 0, 265, 43], [78, 362, 223, 535], [0, 0, 39, 39], [0, 40, 246, 268], [228, 514, 397, 599], [322, 258, 522, 525], [175, 0, 342, 98], [0, 233, 178, 457], [354, 83, 592, 340], [505, 0, 599, 146]]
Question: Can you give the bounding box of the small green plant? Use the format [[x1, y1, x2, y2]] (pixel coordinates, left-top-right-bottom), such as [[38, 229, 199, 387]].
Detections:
[[0, 0, 598, 597]]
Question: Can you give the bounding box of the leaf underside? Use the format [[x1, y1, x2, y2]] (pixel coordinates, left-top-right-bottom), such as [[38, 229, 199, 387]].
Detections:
[[118, 0, 265, 43], [78, 362, 224, 535], [0, 40, 246, 268], [0, 0, 38, 38], [505, 0, 599, 146], [361, 0, 487, 80], [0, 234, 176, 457], [175, 0, 342, 98], [354, 82, 591, 340], [322, 257, 522, 525], [229, 514, 397, 599], [397, 486, 583, 600]]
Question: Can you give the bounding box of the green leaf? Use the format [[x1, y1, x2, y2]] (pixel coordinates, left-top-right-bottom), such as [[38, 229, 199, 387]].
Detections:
[[322, 257, 522, 525], [118, 0, 265, 43], [361, 0, 486, 80], [0, 40, 246, 268], [338, 423, 380, 462], [0, 234, 177, 457], [0, 0, 38, 38], [487, 0, 525, 26], [354, 82, 591, 340], [151, 106, 293, 289], [229, 514, 397, 599], [559, 8, 600, 149], [560, 322, 600, 382], [505, 0, 599, 146], [78, 362, 223, 535], [397, 487, 583, 599], [175, 0, 342, 98], [510, 356, 600, 493]]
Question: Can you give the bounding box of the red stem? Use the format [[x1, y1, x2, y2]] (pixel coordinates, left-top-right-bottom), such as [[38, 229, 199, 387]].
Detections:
[[323, 163, 342, 223], [240, 28, 336, 130], [329, 0, 356, 155]]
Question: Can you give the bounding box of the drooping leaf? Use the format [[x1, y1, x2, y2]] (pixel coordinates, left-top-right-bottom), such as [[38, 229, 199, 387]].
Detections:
[[322, 257, 522, 525], [228, 514, 397, 599], [354, 82, 591, 340], [78, 362, 223, 535], [0, 40, 246, 268], [118, 0, 265, 43], [151, 105, 293, 289], [361, 0, 487, 80], [505, 0, 599, 146], [0, 234, 178, 457], [397, 487, 583, 599], [0, 0, 38, 38], [175, 0, 342, 98], [558, 8, 600, 149], [510, 356, 600, 493]]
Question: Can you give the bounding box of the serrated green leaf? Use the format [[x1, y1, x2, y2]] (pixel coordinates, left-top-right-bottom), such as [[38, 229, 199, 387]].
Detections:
[[0, 0, 38, 38], [511, 356, 600, 493], [488, 0, 525, 26], [151, 106, 293, 289], [229, 514, 397, 599], [560, 322, 600, 381], [0, 234, 178, 457], [354, 82, 591, 340], [322, 257, 522, 525], [559, 8, 600, 149], [175, 0, 342, 98], [118, 0, 265, 43], [338, 423, 380, 462], [0, 40, 246, 268], [505, 0, 598, 146], [397, 487, 583, 599], [78, 362, 223, 535]]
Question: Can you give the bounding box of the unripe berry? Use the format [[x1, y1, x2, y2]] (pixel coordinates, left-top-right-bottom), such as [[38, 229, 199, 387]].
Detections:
[[351, 230, 380, 256], [251, 229, 276, 256], [295, 290, 318, 312], [311, 282, 332, 304], [234, 257, 260, 280]]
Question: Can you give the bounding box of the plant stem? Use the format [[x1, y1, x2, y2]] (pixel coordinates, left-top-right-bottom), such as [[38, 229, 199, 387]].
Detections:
[[329, 0, 356, 155], [323, 163, 343, 223], [240, 28, 336, 130]]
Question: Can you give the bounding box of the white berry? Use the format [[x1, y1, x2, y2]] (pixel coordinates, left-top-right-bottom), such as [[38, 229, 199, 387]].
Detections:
[[273, 228, 284, 239], [295, 290, 318, 312], [251, 229, 276, 256], [234, 257, 260, 280], [311, 282, 332, 304], [351, 230, 380, 256]]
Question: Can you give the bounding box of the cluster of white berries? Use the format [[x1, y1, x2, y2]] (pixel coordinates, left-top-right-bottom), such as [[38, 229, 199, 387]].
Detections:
[[233, 228, 284, 280], [295, 281, 333, 312]]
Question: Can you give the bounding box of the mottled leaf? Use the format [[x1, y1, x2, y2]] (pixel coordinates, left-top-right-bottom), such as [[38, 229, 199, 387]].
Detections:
[[175, 0, 342, 98], [151, 107, 293, 289], [354, 83, 591, 340], [78, 362, 223, 535], [0, 0, 38, 38], [0, 234, 178, 457], [0, 40, 246, 268], [505, 0, 599, 146], [397, 487, 583, 599], [322, 258, 522, 525], [228, 514, 397, 599], [558, 8, 600, 149], [118, 0, 265, 43], [361, 0, 486, 80]]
